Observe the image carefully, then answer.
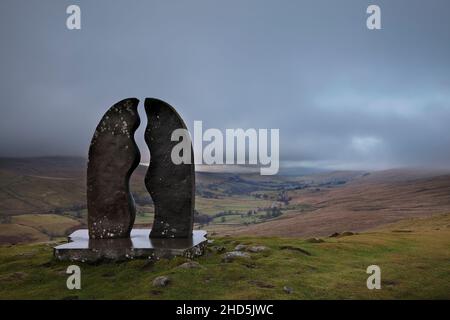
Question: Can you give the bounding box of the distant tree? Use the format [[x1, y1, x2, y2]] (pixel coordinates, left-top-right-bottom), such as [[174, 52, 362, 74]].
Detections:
[[193, 210, 212, 225]]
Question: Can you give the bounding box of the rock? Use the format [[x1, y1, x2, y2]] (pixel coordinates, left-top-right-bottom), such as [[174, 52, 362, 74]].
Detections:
[[177, 261, 201, 269], [222, 251, 251, 262], [283, 286, 294, 294], [207, 239, 215, 244], [247, 246, 268, 253], [153, 275, 170, 287], [305, 237, 324, 243], [144, 98, 195, 238], [213, 246, 226, 253], [234, 244, 247, 251], [87, 98, 141, 239], [329, 232, 340, 238]]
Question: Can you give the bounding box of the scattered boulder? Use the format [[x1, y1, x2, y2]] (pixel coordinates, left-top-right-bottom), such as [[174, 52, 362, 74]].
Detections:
[[283, 286, 294, 294], [234, 244, 247, 251], [213, 246, 226, 253], [152, 275, 170, 287], [329, 232, 340, 238], [247, 246, 268, 253], [305, 237, 324, 243], [222, 251, 251, 263], [177, 261, 201, 269]]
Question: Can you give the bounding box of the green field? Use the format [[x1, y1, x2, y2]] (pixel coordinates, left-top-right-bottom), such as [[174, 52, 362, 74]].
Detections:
[[0, 213, 448, 300], [196, 195, 273, 215]]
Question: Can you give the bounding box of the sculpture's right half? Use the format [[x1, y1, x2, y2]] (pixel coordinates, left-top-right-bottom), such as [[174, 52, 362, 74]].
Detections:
[[144, 98, 195, 238]]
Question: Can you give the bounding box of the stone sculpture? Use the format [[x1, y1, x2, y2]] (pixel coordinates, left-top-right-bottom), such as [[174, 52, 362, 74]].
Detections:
[[144, 98, 195, 238], [87, 98, 140, 239], [54, 97, 205, 262]]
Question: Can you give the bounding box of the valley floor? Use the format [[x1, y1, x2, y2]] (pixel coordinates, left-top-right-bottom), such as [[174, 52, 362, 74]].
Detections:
[[0, 213, 449, 299]]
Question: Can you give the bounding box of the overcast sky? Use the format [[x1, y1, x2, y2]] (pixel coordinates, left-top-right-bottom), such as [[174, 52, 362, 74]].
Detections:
[[1, 0, 449, 170]]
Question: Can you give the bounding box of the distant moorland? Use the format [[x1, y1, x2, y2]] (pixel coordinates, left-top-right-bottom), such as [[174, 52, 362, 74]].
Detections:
[[0, 157, 449, 300], [1, 157, 449, 244]]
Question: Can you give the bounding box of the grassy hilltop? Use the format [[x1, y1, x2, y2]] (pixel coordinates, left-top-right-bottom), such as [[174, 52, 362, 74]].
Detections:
[[1, 157, 449, 299], [0, 213, 449, 300]]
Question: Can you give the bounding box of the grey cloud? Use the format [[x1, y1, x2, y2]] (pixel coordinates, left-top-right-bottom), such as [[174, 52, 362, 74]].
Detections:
[[1, 0, 450, 170]]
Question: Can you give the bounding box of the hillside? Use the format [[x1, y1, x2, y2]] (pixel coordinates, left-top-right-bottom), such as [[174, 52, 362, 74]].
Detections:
[[1, 157, 450, 244], [0, 157, 360, 216], [1, 157, 449, 299], [222, 169, 450, 237], [0, 157, 356, 244], [0, 213, 448, 299]]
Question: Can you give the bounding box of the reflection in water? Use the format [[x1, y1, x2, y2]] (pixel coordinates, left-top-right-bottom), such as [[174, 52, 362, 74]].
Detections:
[[60, 229, 206, 250]]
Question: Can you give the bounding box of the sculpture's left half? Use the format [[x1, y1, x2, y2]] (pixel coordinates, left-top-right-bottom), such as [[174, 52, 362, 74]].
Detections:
[[87, 98, 140, 239]]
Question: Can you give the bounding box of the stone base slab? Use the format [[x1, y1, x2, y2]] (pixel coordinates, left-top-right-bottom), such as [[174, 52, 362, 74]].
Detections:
[[54, 229, 208, 262]]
